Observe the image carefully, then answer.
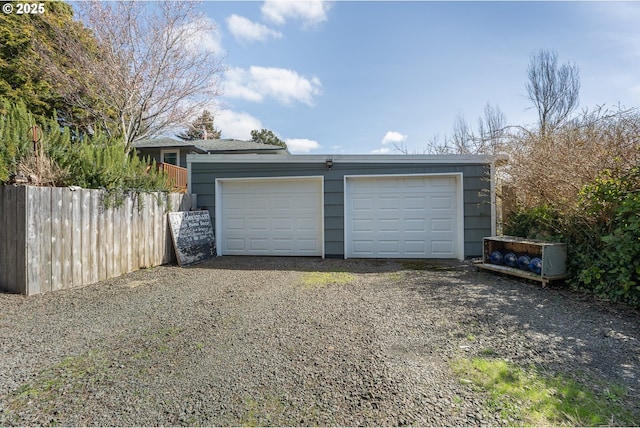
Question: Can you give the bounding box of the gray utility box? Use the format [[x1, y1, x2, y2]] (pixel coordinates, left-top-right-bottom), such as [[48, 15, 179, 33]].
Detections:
[[477, 236, 568, 286]]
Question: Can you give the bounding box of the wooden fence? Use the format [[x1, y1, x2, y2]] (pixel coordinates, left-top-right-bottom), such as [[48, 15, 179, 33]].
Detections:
[[0, 185, 197, 295]]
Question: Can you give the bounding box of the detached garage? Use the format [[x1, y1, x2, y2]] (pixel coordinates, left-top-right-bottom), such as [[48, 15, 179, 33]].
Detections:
[[188, 154, 501, 260]]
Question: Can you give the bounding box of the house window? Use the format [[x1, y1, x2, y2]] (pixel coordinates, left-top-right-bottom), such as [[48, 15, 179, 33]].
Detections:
[[161, 150, 179, 166]]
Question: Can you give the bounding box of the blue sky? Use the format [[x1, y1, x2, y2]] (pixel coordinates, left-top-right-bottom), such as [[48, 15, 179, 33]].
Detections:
[[195, 1, 640, 154]]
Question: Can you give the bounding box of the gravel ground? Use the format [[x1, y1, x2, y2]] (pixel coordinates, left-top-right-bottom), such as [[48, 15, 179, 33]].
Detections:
[[0, 256, 639, 426]]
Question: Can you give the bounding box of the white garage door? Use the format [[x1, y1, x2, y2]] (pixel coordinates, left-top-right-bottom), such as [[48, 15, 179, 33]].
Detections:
[[345, 174, 463, 259], [216, 177, 323, 256]]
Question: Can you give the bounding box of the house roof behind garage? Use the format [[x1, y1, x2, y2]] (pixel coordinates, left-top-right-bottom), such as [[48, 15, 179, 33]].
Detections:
[[134, 138, 288, 154]]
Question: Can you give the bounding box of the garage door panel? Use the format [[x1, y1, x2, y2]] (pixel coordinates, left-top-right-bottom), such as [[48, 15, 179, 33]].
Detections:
[[431, 218, 453, 232], [405, 196, 426, 209], [297, 238, 320, 252], [353, 219, 373, 232], [273, 238, 294, 251], [431, 241, 454, 255], [405, 218, 426, 232], [353, 239, 374, 253], [404, 178, 426, 188], [379, 197, 399, 209], [225, 196, 246, 210], [225, 238, 245, 251], [247, 218, 269, 231], [379, 240, 400, 253], [346, 175, 461, 259], [249, 238, 269, 252], [219, 178, 323, 256], [431, 177, 456, 188], [352, 197, 374, 210], [248, 197, 269, 210], [430, 196, 454, 210], [225, 218, 245, 230], [272, 219, 294, 232], [296, 218, 319, 231], [379, 218, 400, 232], [405, 240, 427, 254]]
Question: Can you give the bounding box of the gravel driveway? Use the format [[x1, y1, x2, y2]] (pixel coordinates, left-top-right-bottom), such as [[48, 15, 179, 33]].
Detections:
[[1, 257, 639, 426]]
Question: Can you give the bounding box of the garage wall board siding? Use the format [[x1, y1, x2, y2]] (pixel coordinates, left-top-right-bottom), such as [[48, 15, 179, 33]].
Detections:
[[189, 159, 493, 258]]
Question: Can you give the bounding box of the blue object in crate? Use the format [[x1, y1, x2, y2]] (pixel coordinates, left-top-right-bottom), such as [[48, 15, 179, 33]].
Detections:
[[517, 255, 531, 270], [489, 250, 503, 265], [504, 252, 517, 267], [528, 257, 542, 275]]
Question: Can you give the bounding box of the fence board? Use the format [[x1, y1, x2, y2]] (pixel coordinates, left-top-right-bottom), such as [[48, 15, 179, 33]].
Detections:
[[15, 187, 26, 293], [107, 203, 116, 279], [131, 196, 140, 271], [113, 204, 121, 277], [89, 190, 99, 284], [154, 197, 162, 266], [0, 186, 6, 291], [72, 190, 82, 288], [124, 196, 133, 273], [61, 189, 72, 289], [39, 187, 52, 293], [97, 195, 108, 282], [50, 187, 63, 291], [26, 187, 41, 295], [144, 194, 152, 268], [3, 187, 17, 292], [81, 190, 91, 286]]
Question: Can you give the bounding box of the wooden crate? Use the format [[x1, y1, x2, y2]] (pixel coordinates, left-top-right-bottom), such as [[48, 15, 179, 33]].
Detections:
[[476, 235, 568, 286]]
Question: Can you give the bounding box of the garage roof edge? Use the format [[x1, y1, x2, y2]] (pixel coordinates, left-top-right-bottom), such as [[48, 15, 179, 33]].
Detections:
[[187, 153, 507, 164]]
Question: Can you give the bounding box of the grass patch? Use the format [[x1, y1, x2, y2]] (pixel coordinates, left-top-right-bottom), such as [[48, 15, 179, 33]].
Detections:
[[300, 271, 355, 289], [4, 351, 111, 421], [451, 357, 639, 426], [386, 272, 405, 282]]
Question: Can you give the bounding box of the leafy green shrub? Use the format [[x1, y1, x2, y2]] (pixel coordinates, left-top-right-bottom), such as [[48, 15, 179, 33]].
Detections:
[[0, 97, 171, 203], [504, 204, 564, 241], [505, 166, 640, 307], [570, 167, 640, 306]]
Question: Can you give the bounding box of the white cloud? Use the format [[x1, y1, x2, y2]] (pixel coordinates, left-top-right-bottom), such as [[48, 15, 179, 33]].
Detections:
[[216, 110, 263, 140], [262, 0, 332, 28], [370, 147, 392, 154], [286, 138, 320, 153], [226, 14, 283, 43], [223, 66, 322, 106], [381, 131, 407, 145]]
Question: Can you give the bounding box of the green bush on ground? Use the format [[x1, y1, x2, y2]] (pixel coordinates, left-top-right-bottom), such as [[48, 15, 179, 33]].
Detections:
[[0, 97, 170, 202], [505, 166, 640, 307]]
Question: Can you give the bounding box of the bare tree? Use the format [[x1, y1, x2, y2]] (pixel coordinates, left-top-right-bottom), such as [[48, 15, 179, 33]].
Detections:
[[526, 49, 580, 136], [476, 103, 507, 154], [450, 113, 473, 154], [65, 1, 225, 150], [419, 103, 507, 155]]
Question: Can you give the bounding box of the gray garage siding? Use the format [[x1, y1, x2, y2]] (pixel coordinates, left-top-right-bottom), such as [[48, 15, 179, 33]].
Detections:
[[189, 158, 493, 258]]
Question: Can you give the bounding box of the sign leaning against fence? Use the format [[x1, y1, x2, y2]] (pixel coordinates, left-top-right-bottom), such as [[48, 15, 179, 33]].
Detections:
[[168, 210, 216, 266]]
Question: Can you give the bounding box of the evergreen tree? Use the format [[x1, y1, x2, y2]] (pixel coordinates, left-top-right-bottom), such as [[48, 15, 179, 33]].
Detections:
[[0, 2, 105, 133], [177, 110, 221, 141], [250, 129, 287, 148]]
